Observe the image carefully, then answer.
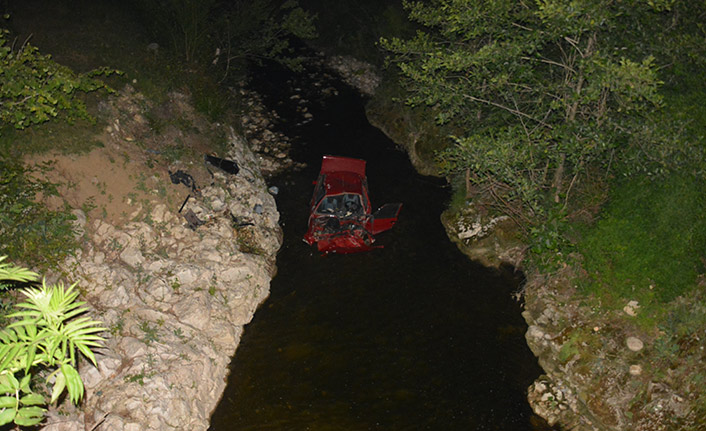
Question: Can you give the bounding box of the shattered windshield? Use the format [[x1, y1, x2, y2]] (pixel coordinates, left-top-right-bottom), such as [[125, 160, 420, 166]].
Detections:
[[316, 193, 364, 216]]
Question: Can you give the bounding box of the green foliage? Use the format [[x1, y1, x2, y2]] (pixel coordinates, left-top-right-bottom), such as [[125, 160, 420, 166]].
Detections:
[[446, 181, 469, 213], [652, 0, 706, 84], [0, 120, 106, 158], [577, 174, 706, 305], [527, 208, 575, 271], [0, 159, 78, 269], [138, 321, 160, 345], [0, 257, 105, 428], [0, 257, 38, 289], [186, 71, 229, 121], [557, 331, 583, 363], [382, 0, 678, 222], [437, 126, 550, 215], [0, 28, 113, 129]]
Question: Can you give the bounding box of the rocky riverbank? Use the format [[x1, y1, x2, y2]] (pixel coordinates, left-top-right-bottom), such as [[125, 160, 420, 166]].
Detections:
[[363, 68, 703, 431], [432, 192, 700, 431], [36, 85, 287, 431], [521, 266, 702, 431]]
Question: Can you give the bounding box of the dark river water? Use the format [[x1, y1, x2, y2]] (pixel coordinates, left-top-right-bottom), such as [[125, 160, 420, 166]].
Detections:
[[209, 61, 552, 431]]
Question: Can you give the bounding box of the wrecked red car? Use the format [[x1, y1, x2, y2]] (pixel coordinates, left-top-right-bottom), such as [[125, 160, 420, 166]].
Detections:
[[304, 155, 402, 254]]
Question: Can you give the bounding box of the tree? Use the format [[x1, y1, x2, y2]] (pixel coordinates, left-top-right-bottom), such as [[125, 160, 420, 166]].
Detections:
[[130, 0, 218, 63], [212, 0, 317, 77], [0, 256, 105, 428], [381, 0, 675, 221]]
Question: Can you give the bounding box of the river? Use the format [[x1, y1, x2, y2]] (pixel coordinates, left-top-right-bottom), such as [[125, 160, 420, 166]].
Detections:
[[208, 60, 553, 431]]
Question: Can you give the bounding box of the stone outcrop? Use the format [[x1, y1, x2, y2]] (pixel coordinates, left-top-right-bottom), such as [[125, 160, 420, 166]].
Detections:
[[440, 205, 526, 269], [364, 94, 444, 177], [236, 85, 302, 177], [40, 110, 282, 429]]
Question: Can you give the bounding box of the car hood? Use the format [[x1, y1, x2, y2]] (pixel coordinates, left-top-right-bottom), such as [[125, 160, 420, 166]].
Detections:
[[322, 171, 364, 196]]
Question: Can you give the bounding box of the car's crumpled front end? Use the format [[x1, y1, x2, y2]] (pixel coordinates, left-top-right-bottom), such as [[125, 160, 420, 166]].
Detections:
[[304, 214, 377, 254]]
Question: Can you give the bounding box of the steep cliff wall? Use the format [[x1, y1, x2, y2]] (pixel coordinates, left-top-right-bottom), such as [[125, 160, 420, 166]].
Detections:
[[38, 86, 285, 431]]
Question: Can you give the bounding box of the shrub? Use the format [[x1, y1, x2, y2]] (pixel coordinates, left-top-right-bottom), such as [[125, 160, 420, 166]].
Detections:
[[0, 28, 113, 130]]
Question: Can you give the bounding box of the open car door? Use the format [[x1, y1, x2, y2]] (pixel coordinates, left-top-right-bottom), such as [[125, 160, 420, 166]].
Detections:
[[370, 203, 403, 235]]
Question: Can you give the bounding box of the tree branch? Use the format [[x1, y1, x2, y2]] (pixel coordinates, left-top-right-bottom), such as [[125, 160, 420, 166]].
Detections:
[[460, 93, 553, 129], [521, 56, 576, 74]]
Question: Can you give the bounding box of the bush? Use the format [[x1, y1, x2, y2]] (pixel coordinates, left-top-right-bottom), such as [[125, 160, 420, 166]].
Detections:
[[0, 28, 113, 130]]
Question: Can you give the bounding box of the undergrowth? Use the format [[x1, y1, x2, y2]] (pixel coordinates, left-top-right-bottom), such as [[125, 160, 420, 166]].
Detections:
[[569, 57, 706, 328], [0, 118, 105, 157], [300, 0, 413, 65], [0, 0, 235, 275], [508, 52, 706, 427], [576, 174, 706, 316], [543, 59, 706, 425], [0, 159, 78, 269]]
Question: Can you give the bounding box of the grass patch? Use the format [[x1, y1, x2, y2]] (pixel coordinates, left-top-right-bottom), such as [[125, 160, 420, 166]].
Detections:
[[234, 227, 264, 255], [0, 117, 105, 157], [576, 173, 706, 318], [446, 179, 469, 213], [186, 70, 230, 122], [661, 62, 706, 144], [557, 331, 582, 363]]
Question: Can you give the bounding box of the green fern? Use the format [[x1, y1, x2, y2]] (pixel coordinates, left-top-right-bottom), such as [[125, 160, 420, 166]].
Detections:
[[0, 256, 38, 288], [0, 257, 105, 427]]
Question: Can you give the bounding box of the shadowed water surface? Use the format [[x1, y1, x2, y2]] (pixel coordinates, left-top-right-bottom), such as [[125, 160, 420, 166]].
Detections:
[[209, 61, 552, 431]]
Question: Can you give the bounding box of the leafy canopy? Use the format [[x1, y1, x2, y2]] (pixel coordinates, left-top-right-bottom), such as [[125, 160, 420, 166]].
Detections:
[[381, 0, 680, 221]]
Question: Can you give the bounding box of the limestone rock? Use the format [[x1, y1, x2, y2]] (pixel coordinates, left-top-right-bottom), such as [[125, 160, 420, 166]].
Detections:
[[120, 245, 145, 267], [623, 300, 640, 316], [626, 336, 644, 352], [326, 55, 381, 96]]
